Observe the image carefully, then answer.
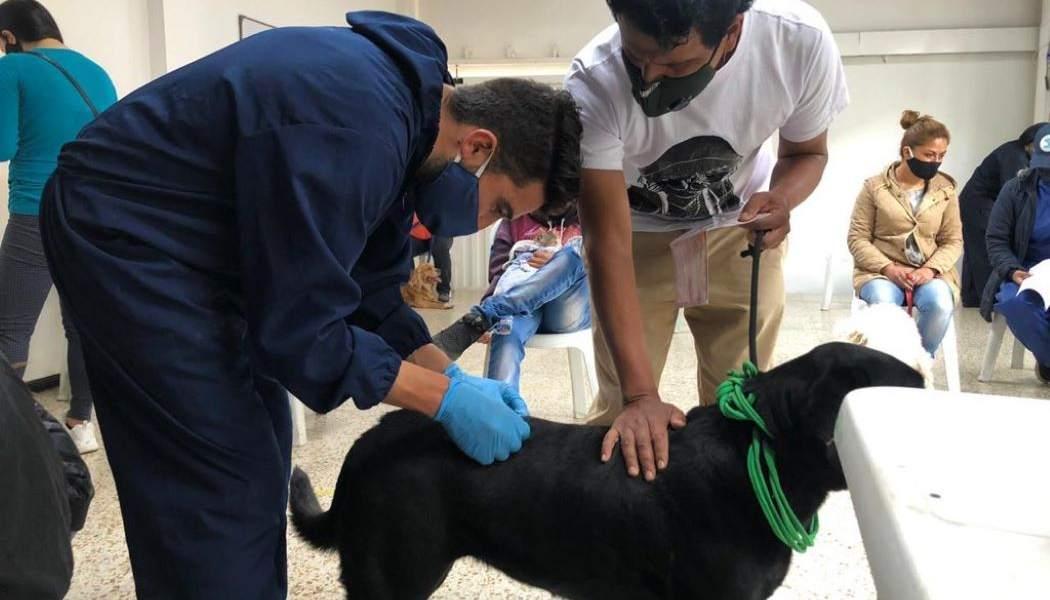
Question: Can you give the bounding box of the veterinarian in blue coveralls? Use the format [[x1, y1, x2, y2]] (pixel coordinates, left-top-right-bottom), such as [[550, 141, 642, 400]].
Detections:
[[39, 11, 581, 599]]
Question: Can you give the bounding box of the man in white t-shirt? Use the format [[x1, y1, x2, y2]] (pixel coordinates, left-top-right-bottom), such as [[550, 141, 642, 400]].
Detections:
[[564, 0, 848, 481]]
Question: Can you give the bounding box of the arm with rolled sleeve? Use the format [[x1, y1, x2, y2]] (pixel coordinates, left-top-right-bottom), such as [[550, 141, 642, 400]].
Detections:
[[0, 59, 19, 161], [234, 124, 408, 413], [565, 62, 667, 410]]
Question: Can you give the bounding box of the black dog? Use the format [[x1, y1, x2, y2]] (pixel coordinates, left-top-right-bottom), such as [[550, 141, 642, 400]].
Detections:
[[290, 343, 923, 599]]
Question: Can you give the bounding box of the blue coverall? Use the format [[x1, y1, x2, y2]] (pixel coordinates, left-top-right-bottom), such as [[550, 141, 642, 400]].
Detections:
[[39, 12, 450, 598]]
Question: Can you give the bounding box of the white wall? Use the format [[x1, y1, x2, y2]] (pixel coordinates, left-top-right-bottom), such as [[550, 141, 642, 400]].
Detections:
[[794, 52, 1036, 296], [809, 0, 1039, 31], [0, 0, 153, 379], [160, 0, 398, 72], [421, 0, 613, 60], [426, 0, 1040, 61]]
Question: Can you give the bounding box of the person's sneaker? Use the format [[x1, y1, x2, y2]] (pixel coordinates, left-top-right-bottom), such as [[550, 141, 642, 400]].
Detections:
[[433, 310, 489, 361], [1037, 363, 1050, 385], [67, 421, 100, 454], [438, 291, 452, 305]]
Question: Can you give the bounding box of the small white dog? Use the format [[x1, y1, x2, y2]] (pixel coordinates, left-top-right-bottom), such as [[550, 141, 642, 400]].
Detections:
[[833, 303, 935, 388]]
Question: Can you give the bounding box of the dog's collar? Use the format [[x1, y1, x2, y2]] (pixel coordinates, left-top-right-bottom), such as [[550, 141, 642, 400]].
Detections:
[[717, 362, 819, 553]]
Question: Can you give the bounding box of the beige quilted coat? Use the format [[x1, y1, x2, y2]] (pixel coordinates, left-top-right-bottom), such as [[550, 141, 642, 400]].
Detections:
[[847, 162, 962, 300]]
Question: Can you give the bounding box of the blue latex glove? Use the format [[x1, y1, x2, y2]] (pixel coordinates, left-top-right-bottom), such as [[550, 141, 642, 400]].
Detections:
[[444, 363, 530, 418], [435, 376, 531, 465]]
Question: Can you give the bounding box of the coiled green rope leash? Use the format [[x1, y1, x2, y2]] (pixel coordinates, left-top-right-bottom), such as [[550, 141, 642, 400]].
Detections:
[[718, 229, 819, 553], [716, 362, 818, 552]]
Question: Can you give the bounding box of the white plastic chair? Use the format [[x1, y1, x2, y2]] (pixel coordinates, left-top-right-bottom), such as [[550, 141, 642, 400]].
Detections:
[[483, 328, 599, 419], [978, 312, 1027, 382], [821, 252, 836, 311], [851, 297, 961, 393], [289, 393, 308, 447]]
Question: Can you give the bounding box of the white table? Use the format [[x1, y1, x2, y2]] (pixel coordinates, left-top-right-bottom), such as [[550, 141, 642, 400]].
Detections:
[[835, 388, 1050, 600]]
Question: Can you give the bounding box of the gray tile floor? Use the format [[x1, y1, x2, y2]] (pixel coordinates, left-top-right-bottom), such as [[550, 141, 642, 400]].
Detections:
[[48, 293, 1049, 599]]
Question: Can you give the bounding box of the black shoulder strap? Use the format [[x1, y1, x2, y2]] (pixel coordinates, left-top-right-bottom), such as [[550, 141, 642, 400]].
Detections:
[[25, 51, 100, 117]]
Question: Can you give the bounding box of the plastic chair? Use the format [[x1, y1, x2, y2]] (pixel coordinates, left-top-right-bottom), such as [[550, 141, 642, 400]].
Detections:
[[978, 312, 1027, 382], [289, 393, 308, 447], [821, 252, 836, 311], [851, 297, 961, 393], [483, 328, 599, 419]]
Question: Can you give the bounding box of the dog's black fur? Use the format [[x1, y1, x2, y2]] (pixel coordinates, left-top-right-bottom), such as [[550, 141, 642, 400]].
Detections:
[[290, 343, 923, 599]]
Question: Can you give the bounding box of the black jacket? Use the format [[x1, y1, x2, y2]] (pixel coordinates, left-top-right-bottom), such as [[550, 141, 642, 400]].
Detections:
[[982, 169, 1040, 321], [0, 357, 75, 599], [961, 142, 1029, 209], [33, 400, 94, 532], [963, 123, 1047, 209]]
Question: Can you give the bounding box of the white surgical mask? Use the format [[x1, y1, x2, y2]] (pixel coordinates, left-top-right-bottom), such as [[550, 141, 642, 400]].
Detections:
[[453, 149, 494, 178]]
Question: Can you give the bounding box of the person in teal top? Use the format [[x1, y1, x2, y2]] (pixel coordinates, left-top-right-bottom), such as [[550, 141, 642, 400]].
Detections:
[[0, 0, 115, 454]]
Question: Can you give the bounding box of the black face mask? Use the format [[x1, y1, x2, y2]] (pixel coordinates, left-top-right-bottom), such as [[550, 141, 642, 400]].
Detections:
[[3, 39, 22, 54], [906, 156, 941, 181], [622, 37, 723, 118]]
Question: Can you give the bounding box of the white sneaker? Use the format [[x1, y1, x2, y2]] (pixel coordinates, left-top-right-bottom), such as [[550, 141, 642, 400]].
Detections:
[[68, 421, 100, 454]]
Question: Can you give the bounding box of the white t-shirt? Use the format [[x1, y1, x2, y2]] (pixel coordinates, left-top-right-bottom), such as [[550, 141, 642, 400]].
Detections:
[[907, 188, 924, 212], [564, 0, 849, 232]]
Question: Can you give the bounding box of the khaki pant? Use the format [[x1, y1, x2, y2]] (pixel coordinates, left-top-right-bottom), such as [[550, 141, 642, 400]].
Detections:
[[587, 227, 785, 425]]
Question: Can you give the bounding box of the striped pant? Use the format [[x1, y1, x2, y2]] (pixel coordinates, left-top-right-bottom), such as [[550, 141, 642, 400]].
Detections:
[[0, 213, 93, 421]]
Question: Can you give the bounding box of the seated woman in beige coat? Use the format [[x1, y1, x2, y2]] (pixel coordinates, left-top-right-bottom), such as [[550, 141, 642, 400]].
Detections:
[[848, 110, 963, 357]]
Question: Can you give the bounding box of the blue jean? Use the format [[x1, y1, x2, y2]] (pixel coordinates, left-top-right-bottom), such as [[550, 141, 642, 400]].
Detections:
[[994, 281, 1050, 366], [480, 242, 590, 390], [859, 278, 954, 356]]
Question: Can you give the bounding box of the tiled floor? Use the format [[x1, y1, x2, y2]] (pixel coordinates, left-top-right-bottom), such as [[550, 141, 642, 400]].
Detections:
[[47, 293, 1049, 599]]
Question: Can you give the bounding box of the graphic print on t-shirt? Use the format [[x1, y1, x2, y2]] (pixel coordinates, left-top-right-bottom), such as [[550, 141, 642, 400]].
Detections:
[[628, 136, 744, 221]]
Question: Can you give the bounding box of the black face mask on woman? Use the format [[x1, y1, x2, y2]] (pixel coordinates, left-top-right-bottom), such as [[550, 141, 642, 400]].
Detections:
[[905, 148, 941, 181]]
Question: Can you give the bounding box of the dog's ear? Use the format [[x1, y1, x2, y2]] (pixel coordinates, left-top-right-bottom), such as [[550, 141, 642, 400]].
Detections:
[[750, 343, 925, 443]]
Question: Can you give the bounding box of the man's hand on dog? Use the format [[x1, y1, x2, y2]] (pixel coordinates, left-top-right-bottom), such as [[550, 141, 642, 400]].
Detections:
[[1013, 270, 1032, 285], [602, 395, 687, 481]]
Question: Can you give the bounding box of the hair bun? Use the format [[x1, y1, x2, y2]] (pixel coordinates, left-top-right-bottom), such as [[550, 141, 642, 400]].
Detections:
[[900, 110, 923, 130]]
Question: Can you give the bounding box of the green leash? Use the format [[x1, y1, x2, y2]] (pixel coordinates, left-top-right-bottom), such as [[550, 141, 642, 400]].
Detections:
[[724, 230, 818, 553], [716, 361, 819, 553]]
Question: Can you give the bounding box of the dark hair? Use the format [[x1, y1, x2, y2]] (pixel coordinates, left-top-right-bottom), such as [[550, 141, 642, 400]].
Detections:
[[0, 0, 63, 44], [899, 110, 950, 155], [606, 0, 753, 49], [447, 78, 582, 214], [1020, 122, 1049, 147]]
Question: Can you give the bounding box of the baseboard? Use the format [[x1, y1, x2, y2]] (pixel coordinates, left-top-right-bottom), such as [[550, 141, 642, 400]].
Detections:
[[27, 373, 60, 392]]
